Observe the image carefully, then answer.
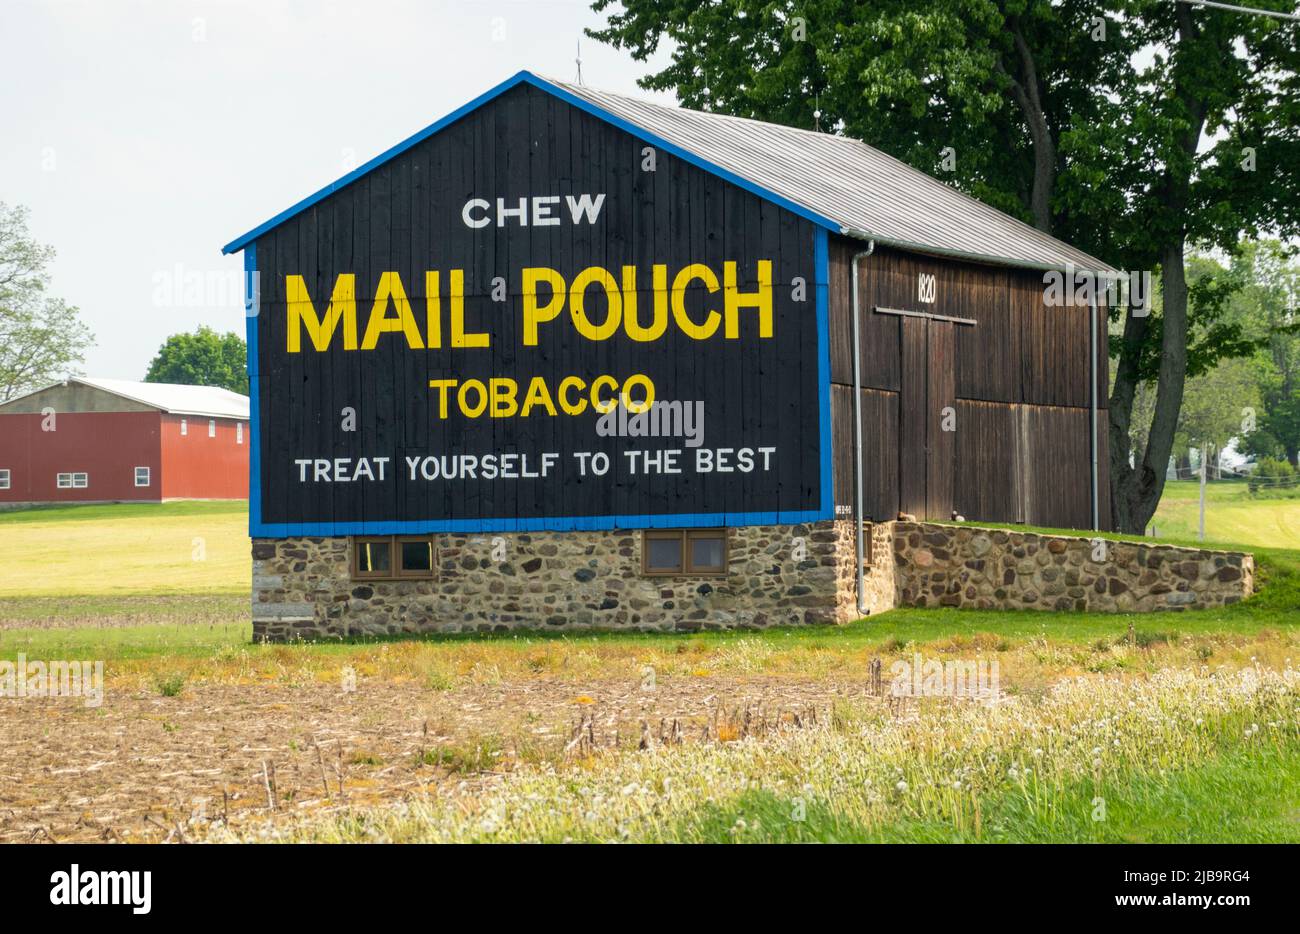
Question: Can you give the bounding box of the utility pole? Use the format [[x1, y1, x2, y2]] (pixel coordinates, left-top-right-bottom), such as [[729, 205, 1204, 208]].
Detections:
[[1199, 443, 1207, 541]]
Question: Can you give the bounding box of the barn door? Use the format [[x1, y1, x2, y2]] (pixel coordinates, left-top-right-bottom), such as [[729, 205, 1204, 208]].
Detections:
[[898, 316, 956, 520], [925, 321, 956, 519], [899, 316, 928, 517]]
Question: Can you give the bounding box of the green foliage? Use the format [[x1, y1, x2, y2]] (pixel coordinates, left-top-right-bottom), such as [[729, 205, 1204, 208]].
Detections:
[[1249, 457, 1297, 496], [588, 1, 1300, 532], [144, 325, 247, 394], [1230, 241, 1300, 466], [0, 202, 94, 401]]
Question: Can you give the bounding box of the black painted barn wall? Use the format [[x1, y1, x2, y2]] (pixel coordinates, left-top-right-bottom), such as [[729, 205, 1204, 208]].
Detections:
[[250, 82, 822, 528]]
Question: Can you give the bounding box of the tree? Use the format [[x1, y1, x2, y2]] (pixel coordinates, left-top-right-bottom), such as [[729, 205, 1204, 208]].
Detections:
[[1177, 356, 1260, 476], [588, 0, 1300, 532], [144, 326, 248, 395], [0, 202, 94, 401], [1231, 241, 1300, 466]]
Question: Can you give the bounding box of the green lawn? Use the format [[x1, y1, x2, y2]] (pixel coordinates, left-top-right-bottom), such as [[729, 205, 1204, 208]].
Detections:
[[1152, 478, 1300, 549], [0, 500, 249, 597]]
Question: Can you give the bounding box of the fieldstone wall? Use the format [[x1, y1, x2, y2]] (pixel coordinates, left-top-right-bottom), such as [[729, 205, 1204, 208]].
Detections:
[[833, 519, 898, 621], [250, 518, 1255, 640], [892, 522, 1254, 612], [251, 521, 848, 641]]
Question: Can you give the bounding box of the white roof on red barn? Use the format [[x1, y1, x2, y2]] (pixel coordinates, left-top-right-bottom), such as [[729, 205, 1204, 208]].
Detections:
[[223, 70, 1115, 274], [1, 377, 249, 420]]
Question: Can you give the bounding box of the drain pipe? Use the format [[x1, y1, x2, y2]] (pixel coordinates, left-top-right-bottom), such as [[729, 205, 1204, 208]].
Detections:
[[1088, 289, 1099, 531], [851, 242, 876, 616]]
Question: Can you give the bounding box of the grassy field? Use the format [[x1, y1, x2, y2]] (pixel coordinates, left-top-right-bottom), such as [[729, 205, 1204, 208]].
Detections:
[[0, 496, 1296, 843], [1151, 479, 1300, 549], [0, 500, 248, 597]]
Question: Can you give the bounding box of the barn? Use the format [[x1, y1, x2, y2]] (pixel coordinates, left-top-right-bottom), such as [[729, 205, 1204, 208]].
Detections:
[[223, 71, 1114, 640], [0, 377, 249, 506]]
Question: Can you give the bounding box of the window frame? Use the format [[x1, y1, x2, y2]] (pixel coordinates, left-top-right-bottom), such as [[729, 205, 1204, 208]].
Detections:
[[180, 418, 188, 436], [237, 422, 244, 444], [0, 468, 9, 490], [349, 535, 436, 582], [394, 536, 437, 580], [208, 419, 216, 438], [134, 466, 151, 488], [56, 472, 87, 489], [641, 528, 729, 577]]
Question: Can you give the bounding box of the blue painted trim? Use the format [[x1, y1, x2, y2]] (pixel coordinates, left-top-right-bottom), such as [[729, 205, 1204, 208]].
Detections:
[[250, 510, 832, 538], [222, 70, 840, 254], [244, 244, 263, 538], [813, 227, 834, 522]]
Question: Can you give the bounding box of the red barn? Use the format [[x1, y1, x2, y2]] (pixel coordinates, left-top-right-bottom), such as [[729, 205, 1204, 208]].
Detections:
[[0, 377, 249, 506]]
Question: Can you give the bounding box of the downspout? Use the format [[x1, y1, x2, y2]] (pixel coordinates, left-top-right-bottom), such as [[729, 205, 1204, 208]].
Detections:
[[1089, 290, 1099, 531], [851, 243, 875, 616]]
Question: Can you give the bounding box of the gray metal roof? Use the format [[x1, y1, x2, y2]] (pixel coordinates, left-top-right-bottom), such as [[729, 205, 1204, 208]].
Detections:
[[225, 70, 1113, 274], [0, 377, 249, 419], [541, 76, 1115, 274]]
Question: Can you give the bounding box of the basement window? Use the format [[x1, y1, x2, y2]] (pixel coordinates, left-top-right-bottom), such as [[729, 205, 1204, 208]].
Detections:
[[641, 529, 728, 576], [350, 536, 436, 581], [135, 466, 151, 487], [57, 472, 88, 489], [0, 469, 9, 490]]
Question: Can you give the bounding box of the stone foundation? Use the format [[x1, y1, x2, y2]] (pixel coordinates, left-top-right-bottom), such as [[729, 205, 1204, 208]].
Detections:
[[251, 520, 1254, 641], [252, 521, 853, 641], [892, 522, 1254, 612]]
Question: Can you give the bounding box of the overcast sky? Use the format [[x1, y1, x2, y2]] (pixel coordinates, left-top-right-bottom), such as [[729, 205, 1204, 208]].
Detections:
[[1, 0, 674, 380]]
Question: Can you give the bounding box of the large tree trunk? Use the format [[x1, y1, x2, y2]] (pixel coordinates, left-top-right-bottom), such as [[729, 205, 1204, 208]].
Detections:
[[1109, 242, 1192, 532], [1107, 1, 1209, 534]]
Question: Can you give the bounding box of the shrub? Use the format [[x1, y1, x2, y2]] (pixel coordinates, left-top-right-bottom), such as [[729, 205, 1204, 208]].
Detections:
[[155, 673, 186, 697], [1248, 457, 1296, 496]]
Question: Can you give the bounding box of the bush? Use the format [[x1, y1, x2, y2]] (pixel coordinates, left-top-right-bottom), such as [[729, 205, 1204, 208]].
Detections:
[[1248, 457, 1296, 496]]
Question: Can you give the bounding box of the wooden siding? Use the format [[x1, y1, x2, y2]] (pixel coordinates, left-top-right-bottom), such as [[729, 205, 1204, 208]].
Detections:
[[830, 384, 900, 522], [828, 237, 1110, 531]]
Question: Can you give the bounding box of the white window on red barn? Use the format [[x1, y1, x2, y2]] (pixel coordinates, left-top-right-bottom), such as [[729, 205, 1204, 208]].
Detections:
[[237, 422, 244, 444], [0, 469, 10, 490], [208, 419, 216, 438], [181, 418, 187, 436], [135, 466, 150, 487]]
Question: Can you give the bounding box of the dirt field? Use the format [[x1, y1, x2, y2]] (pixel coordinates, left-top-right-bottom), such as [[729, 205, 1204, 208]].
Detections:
[[0, 672, 859, 843]]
